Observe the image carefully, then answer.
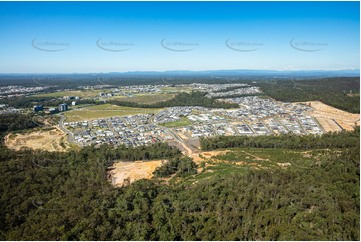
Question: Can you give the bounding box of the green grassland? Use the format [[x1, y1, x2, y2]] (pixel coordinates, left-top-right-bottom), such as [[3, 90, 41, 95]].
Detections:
[[161, 116, 192, 128], [64, 104, 161, 122], [111, 93, 176, 104], [161, 86, 193, 93], [34, 89, 104, 98]]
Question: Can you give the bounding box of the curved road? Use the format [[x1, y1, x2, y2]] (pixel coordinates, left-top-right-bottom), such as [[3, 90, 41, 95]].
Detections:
[[57, 114, 76, 144]]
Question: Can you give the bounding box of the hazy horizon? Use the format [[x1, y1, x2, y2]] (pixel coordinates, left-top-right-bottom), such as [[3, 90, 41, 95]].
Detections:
[[0, 68, 359, 76]]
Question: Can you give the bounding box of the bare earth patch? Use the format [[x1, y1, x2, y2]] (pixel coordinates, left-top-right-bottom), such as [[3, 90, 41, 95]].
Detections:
[[298, 101, 360, 132], [108, 160, 166, 187], [189, 150, 231, 164], [5, 127, 70, 152], [277, 162, 291, 168]]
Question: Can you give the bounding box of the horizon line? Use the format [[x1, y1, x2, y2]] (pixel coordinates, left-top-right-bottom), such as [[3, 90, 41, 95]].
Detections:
[[0, 68, 359, 75]]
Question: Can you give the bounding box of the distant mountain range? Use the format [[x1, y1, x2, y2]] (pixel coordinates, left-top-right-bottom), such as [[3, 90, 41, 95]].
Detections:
[[0, 69, 359, 78], [107, 69, 360, 77]]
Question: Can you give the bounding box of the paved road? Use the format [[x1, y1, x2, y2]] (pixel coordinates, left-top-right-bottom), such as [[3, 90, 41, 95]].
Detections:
[[57, 114, 76, 144], [167, 129, 193, 155]]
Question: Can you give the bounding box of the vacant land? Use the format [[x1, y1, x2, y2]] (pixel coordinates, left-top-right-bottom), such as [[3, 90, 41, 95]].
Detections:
[[186, 147, 331, 182], [190, 150, 231, 163], [108, 160, 165, 187], [64, 104, 161, 122], [112, 93, 176, 104], [161, 116, 192, 128], [300, 101, 360, 132], [34, 89, 104, 98], [5, 127, 71, 152], [162, 86, 193, 93]]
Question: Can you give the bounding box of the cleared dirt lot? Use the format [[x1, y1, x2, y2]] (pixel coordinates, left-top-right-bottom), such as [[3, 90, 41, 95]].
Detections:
[[189, 150, 231, 163], [108, 160, 166, 187], [108, 151, 234, 187], [5, 127, 71, 152], [299, 101, 360, 132]]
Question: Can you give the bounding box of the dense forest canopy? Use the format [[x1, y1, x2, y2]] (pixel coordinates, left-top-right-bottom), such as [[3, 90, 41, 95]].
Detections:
[[200, 127, 360, 151], [153, 156, 198, 178], [0, 113, 38, 132], [254, 77, 360, 113]]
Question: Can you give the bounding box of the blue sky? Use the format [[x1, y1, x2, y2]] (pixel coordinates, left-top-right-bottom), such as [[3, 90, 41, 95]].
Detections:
[[0, 1, 359, 73]]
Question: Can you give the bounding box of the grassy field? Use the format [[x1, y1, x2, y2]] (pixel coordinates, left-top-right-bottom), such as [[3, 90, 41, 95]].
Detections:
[[161, 86, 193, 93], [161, 116, 192, 128], [34, 90, 103, 98], [111, 93, 176, 104], [64, 104, 161, 122]]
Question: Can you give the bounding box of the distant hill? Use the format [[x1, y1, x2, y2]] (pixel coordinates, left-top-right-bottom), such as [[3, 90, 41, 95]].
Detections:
[[0, 69, 359, 78]]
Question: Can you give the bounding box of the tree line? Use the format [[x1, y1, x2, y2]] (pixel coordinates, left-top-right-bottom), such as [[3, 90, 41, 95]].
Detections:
[[200, 127, 360, 151], [153, 156, 198, 178], [255, 77, 360, 113], [0, 96, 99, 109], [0, 113, 38, 132], [109, 91, 239, 109]]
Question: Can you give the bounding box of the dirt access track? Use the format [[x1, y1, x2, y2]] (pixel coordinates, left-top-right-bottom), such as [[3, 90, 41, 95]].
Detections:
[[299, 101, 360, 132], [5, 126, 71, 152]]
